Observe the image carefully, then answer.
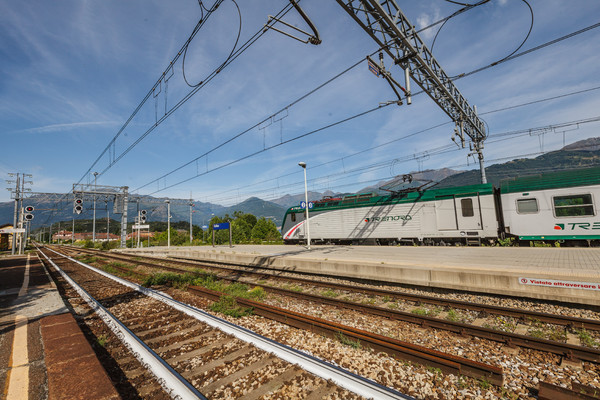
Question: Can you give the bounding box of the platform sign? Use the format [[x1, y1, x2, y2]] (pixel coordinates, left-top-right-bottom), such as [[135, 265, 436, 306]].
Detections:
[[299, 201, 314, 209], [202, 225, 208, 230], [132, 224, 150, 230], [213, 222, 230, 231], [212, 222, 232, 248], [0, 228, 25, 234]]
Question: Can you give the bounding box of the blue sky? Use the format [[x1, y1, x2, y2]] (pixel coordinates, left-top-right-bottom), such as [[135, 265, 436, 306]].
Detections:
[[2, 0, 600, 206]]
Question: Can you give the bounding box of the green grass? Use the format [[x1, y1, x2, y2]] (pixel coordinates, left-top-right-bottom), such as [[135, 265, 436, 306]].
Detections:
[[321, 289, 340, 298], [96, 334, 108, 347], [76, 255, 98, 264], [335, 332, 361, 349], [210, 295, 253, 318], [411, 306, 442, 317], [281, 284, 303, 292], [528, 319, 567, 341], [576, 329, 599, 347], [478, 377, 491, 390], [142, 270, 266, 300], [446, 308, 468, 323]]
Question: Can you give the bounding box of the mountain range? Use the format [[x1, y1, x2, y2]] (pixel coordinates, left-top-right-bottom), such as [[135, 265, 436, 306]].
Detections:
[[2, 137, 598, 228]]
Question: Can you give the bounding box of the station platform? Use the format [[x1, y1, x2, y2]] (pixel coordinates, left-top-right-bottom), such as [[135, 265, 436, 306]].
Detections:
[[0, 254, 120, 400], [118, 244, 600, 307]]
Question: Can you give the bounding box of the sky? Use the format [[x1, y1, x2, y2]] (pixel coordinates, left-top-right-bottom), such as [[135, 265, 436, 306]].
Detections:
[[2, 0, 600, 208]]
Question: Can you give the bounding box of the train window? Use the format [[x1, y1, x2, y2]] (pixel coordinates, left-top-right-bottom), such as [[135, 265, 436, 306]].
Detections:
[[291, 213, 296, 222], [461, 198, 474, 217], [517, 198, 539, 214], [553, 194, 595, 217]]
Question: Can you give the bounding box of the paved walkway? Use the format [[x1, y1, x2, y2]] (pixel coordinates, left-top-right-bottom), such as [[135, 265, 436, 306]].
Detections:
[[0, 254, 120, 400]]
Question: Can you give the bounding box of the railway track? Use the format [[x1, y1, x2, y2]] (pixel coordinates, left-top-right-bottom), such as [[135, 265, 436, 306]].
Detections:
[[38, 246, 411, 400], [54, 245, 600, 398], [71, 246, 600, 331], [66, 246, 600, 364]]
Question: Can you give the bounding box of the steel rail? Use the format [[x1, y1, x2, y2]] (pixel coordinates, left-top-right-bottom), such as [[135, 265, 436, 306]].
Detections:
[[54, 247, 505, 384], [538, 381, 600, 400], [71, 247, 600, 331], [36, 246, 207, 400], [78, 249, 599, 364], [42, 246, 414, 400], [187, 285, 504, 385]]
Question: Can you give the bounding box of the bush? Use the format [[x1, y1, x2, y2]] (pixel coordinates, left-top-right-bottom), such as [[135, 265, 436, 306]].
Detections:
[[210, 295, 253, 318], [101, 240, 119, 250], [83, 240, 94, 249]]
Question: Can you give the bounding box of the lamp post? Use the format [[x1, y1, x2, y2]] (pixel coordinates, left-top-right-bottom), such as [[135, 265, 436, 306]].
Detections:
[[92, 172, 98, 243], [165, 200, 171, 248], [298, 162, 311, 249]]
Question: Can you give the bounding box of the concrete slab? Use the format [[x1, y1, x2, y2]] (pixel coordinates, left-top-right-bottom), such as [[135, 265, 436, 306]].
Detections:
[[0, 255, 121, 400], [118, 245, 600, 306]]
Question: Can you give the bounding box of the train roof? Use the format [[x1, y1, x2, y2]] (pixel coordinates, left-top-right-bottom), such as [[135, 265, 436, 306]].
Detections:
[[285, 182, 494, 213], [500, 166, 600, 194]]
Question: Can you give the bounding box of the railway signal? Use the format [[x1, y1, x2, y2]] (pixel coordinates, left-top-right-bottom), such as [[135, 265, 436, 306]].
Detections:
[[24, 206, 34, 219], [140, 209, 147, 223], [74, 198, 83, 214], [24, 205, 34, 221]]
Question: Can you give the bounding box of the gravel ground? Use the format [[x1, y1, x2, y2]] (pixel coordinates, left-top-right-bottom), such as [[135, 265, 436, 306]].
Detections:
[[70, 249, 600, 399]]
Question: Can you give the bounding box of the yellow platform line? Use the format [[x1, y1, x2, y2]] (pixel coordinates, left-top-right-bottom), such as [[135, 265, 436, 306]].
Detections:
[[6, 254, 31, 400]]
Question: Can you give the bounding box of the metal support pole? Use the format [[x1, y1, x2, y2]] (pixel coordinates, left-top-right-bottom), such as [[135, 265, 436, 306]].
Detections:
[[167, 201, 171, 248], [120, 188, 129, 248], [92, 172, 98, 243], [106, 201, 110, 241], [11, 174, 19, 255], [18, 181, 25, 254], [72, 218, 75, 243], [189, 196, 193, 244], [299, 162, 311, 249], [478, 149, 487, 184]]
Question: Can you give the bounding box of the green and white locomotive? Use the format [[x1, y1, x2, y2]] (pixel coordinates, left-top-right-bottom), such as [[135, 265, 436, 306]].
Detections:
[[281, 167, 600, 246]]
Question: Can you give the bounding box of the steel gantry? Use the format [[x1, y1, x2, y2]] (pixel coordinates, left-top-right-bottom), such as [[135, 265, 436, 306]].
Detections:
[[334, 0, 488, 183]]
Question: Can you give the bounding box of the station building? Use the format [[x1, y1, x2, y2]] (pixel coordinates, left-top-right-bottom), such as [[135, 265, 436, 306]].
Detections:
[[0, 223, 14, 251]]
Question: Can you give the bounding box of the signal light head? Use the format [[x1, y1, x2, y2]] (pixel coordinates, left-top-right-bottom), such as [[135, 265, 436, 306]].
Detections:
[[75, 198, 83, 204], [25, 205, 34, 212], [24, 214, 34, 221], [141, 209, 147, 215]]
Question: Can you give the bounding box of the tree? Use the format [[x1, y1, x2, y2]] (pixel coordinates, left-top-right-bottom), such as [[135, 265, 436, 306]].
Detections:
[[251, 218, 280, 242]]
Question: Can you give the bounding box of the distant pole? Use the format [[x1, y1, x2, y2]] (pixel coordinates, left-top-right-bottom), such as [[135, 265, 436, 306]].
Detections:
[[11, 173, 19, 255], [189, 194, 193, 244], [72, 217, 75, 243], [298, 162, 311, 249], [106, 201, 110, 241], [165, 200, 171, 248], [92, 172, 98, 243]]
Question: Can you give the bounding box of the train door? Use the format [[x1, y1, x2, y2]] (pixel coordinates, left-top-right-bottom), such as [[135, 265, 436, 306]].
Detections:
[[456, 195, 483, 231], [435, 195, 458, 230]]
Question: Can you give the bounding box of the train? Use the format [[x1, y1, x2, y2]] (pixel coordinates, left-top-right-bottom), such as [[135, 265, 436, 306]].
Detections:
[[281, 166, 600, 246]]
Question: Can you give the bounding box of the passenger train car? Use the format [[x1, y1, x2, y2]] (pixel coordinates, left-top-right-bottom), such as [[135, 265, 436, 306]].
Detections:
[[281, 167, 600, 246]]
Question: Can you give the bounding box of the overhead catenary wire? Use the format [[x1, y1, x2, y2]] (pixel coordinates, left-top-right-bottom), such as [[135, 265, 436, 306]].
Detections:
[[199, 110, 600, 205], [140, 81, 600, 201], [41, 7, 600, 224], [133, 17, 600, 197], [40, 1, 295, 226]]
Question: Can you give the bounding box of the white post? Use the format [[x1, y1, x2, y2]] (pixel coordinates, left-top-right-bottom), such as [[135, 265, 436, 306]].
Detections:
[[166, 200, 171, 248], [299, 162, 311, 249], [189, 197, 193, 245]]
